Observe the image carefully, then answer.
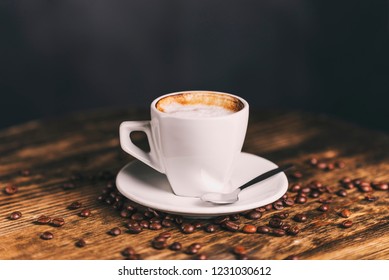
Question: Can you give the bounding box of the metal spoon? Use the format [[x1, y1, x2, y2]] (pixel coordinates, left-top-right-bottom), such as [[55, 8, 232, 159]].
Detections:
[[200, 163, 293, 204]]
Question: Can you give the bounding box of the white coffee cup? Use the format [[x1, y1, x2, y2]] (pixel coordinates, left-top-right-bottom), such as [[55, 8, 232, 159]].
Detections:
[[119, 90, 249, 197]]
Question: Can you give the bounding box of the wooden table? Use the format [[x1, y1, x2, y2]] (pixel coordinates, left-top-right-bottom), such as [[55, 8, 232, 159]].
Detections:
[[0, 109, 388, 260]]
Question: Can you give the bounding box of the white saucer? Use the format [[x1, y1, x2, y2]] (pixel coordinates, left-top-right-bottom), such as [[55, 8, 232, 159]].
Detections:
[[116, 152, 288, 217]]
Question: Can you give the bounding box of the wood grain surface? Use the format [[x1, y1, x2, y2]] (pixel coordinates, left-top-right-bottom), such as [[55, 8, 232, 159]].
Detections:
[[0, 109, 388, 260]]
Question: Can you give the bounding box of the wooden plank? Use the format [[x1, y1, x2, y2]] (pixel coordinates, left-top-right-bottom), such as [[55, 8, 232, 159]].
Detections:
[[0, 110, 388, 259]]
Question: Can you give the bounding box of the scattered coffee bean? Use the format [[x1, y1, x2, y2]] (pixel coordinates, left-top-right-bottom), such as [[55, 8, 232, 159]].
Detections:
[[181, 223, 195, 234], [257, 225, 272, 234], [221, 221, 240, 232], [68, 201, 82, 210], [340, 177, 352, 184], [229, 214, 240, 221], [340, 209, 351, 218], [272, 229, 286, 237], [9, 211, 22, 220], [109, 227, 122, 236], [293, 213, 307, 222], [242, 224, 257, 233], [310, 191, 321, 198], [150, 217, 161, 224], [232, 245, 247, 255], [291, 171, 303, 179], [265, 204, 273, 211], [186, 243, 201, 255], [273, 212, 289, 219], [284, 255, 299, 260], [174, 216, 183, 225], [318, 204, 330, 212], [213, 216, 229, 225], [127, 219, 139, 227], [269, 218, 284, 228], [36, 215, 51, 224], [131, 213, 144, 221], [139, 220, 150, 229], [75, 239, 86, 247], [158, 232, 172, 239], [326, 163, 335, 171], [336, 189, 347, 197], [126, 254, 141, 260], [195, 253, 207, 260], [121, 246, 136, 257], [295, 196, 307, 204], [80, 209, 91, 217], [300, 187, 311, 194], [152, 239, 167, 250], [335, 161, 345, 169], [193, 222, 204, 229], [317, 162, 327, 170], [161, 219, 173, 227], [169, 242, 182, 251], [51, 218, 65, 227], [246, 210, 262, 220], [149, 222, 162, 230], [272, 200, 284, 210], [308, 157, 318, 166], [4, 184, 18, 195], [205, 224, 218, 233], [127, 225, 143, 234], [359, 182, 373, 192], [373, 182, 388, 191], [283, 198, 295, 206], [280, 222, 291, 231], [290, 183, 302, 192], [287, 225, 300, 236], [343, 183, 355, 189], [41, 231, 54, 240], [364, 194, 378, 202], [341, 220, 353, 228]]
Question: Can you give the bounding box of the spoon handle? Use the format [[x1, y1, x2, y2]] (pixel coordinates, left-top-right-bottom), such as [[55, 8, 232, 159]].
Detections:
[[239, 163, 294, 190]]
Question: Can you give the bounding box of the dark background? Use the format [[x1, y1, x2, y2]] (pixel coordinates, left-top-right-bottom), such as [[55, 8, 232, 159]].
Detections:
[[1, 1, 388, 131]]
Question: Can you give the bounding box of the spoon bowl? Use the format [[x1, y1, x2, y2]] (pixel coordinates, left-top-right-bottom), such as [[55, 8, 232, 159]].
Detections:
[[200, 163, 293, 204]]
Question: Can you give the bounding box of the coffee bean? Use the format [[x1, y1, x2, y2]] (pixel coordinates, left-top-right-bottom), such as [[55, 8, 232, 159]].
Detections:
[[318, 204, 330, 212], [359, 182, 373, 192], [237, 254, 249, 260], [4, 184, 18, 195], [51, 218, 65, 227], [205, 224, 218, 233], [290, 183, 302, 192], [127, 254, 141, 260], [221, 221, 240, 232], [287, 225, 300, 236], [373, 182, 388, 191], [213, 216, 229, 224], [131, 213, 144, 221], [300, 187, 311, 194], [232, 245, 247, 255], [174, 216, 183, 225], [273, 212, 289, 219], [139, 220, 150, 229], [127, 219, 139, 227], [121, 246, 136, 257], [149, 222, 162, 230], [309, 157, 318, 166], [68, 201, 82, 210], [280, 222, 291, 231], [335, 161, 345, 169], [229, 214, 240, 221], [343, 183, 355, 189], [295, 196, 307, 204], [41, 231, 54, 240], [150, 217, 161, 223], [257, 225, 272, 234], [161, 219, 173, 227], [310, 191, 321, 198], [291, 171, 303, 179], [269, 218, 283, 228], [153, 236, 167, 243], [293, 213, 307, 222], [193, 222, 204, 229], [169, 242, 182, 251], [340, 209, 351, 218], [317, 162, 327, 170], [340, 177, 352, 184], [152, 239, 167, 250], [272, 229, 286, 237], [326, 163, 335, 171], [9, 211, 22, 220], [284, 255, 299, 260], [80, 209, 91, 217], [36, 215, 51, 224], [158, 232, 172, 239], [246, 210, 262, 220], [181, 223, 195, 234], [186, 243, 201, 255], [109, 227, 122, 236], [272, 200, 284, 210], [364, 194, 378, 202], [341, 220, 353, 228], [75, 239, 86, 247], [190, 243, 202, 250], [336, 189, 347, 197], [242, 224, 257, 233], [195, 253, 207, 260], [127, 225, 143, 234], [283, 198, 295, 206]]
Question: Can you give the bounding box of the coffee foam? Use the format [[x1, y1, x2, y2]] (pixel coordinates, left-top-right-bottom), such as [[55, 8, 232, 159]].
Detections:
[[156, 92, 244, 118], [162, 103, 234, 117]]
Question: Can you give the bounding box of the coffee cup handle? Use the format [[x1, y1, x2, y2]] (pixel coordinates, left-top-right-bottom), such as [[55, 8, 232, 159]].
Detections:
[[119, 121, 165, 173]]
